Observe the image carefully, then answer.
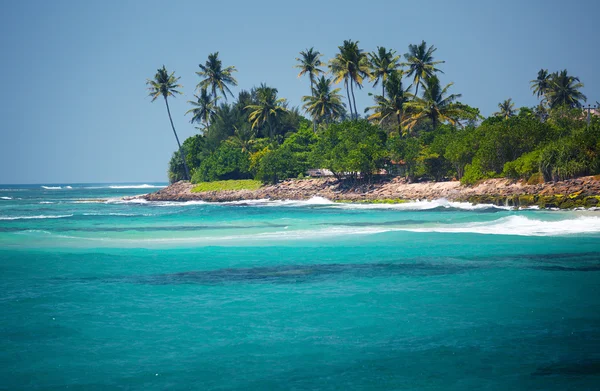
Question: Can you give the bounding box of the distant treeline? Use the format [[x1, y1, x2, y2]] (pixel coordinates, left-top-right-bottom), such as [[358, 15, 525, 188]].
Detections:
[[145, 40, 598, 185]]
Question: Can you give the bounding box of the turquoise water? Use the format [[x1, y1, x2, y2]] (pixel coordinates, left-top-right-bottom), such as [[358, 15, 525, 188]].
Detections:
[[1, 184, 600, 390]]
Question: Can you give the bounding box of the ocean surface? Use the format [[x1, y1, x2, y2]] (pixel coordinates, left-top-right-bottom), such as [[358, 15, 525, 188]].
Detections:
[[1, 183, 600, 390]]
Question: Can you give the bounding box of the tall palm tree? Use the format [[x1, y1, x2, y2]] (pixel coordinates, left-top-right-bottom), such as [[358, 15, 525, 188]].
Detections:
[[403, 75, 464, 131], [245, 84, 288, 139], [302, 76, 346, 125], [146, 65, 190, 180], [530, 69, 551, 101], [330, 40, 370, 119], [196, 52, 238, 102], [366, 71, 412, 135], [494, 98, 518, 120], [402, 40, 445, 97], [368, 46, 400, 97], [546, 69, 587, 109], [295, 47, 324, 94], [295, 47, 324, 131], [186, 88, 218, 131], [329, 53, 353, 119]]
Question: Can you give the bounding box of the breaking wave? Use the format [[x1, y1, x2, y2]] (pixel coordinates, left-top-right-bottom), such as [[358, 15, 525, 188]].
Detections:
[[41, 185, 72, 190], [0, 214, 73, 221], [1, 196, 12, 200], [108, 184, 166, 189], [400, 215, 600, 236]]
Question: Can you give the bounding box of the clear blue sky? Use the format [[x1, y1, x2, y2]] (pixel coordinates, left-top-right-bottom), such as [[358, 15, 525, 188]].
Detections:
[[1, 0, 598, 184]]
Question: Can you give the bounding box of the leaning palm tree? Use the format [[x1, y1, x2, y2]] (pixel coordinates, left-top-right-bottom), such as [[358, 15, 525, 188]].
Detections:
[[402, 41, 445, 97], [530, 69, 551, 101], [329, 40, 370, 119], [295, 47, 324, 131], [368, 46, 401, 97], [146, 65, 190, 180], [546, 69, 587, 109], [245, 84, 288, 139], [302, 76, 346, 125], [494, 98, 518, 120], [186, 88, 218, 131], [403, 75, 464, 131], [366, 71, 412, 135], [196, 52, 238, 102]]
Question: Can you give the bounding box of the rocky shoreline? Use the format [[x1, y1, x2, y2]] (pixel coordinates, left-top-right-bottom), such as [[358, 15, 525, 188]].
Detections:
[[139, 176, 600, 209]]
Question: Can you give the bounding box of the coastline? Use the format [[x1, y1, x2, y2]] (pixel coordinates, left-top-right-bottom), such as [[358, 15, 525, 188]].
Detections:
[[139, 176, 600, 209]]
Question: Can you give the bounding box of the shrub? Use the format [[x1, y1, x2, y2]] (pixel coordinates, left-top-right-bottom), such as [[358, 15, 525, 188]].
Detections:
[[502, 149, 542, 180], [193, 142, 251, 183], [313, 120, 387, 180]]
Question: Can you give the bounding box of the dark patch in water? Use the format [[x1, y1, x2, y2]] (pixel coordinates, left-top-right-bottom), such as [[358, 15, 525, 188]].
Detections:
[[533, 360, 600, 376], [128, 262, 474, 285], [531, 265, 600, 272]]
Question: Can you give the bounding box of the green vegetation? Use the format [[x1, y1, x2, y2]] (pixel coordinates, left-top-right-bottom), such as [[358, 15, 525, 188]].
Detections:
[[191, 179, 262, 193], [149, 41, 597, 187]]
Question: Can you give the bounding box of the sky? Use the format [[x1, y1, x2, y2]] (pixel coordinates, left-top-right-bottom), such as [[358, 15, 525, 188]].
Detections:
[[0, 0, 598, 184]]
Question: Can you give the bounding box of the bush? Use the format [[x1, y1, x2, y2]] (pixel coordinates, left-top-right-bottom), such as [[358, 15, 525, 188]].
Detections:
[[539, 125, 600, 182], [387, 134, 421, 179], [253, 126, 318, 184], [192, 142, 251, 183], [168, 151, 187, 184], [502, 149, 542, 179], [461, 157, 497, 185], [313, 120, 387, 180]]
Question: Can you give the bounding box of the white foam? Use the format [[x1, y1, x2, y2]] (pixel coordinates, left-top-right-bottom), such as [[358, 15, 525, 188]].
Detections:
[[108, 184, 166, 189], [330, 198, 511, 211], [400, 215, 600, 236], [41, 186, 62, 190], [82, 212, 153, 217], [105, 198, 149, 204], [1, 196, 12, 200], [153, 200, 208, 207], [39, 201, 55, 204], [0, 214, 73, 221]]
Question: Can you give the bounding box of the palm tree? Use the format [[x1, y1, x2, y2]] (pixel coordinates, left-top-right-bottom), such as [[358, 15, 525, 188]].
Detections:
[[330, 40, 370, 119], [230, 124, 256, 153], [302, 76, 346, 125], [494, 98, 518, 120], [196, 52, 238, 102], [245, 84, 288, 139], [530, 69, 551, 101], [546, 69, 587, 109], [186, 88, 218, 131], [368, 46, 401, 97], [295, 47, 324, 131], [403, 75, 464, 131], [295, 47, 324, 94], [146, 65, 190, 180], [366, 71, 412, 135], [402, 40, 445, 97]]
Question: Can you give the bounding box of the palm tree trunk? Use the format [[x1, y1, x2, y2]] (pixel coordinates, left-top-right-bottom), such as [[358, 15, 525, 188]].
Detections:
[[414, 82, 420, 98], [268, 116, 273, 139], [350, 81, 358, 120], [382, 82, 385, 99], [345, 80, 354, 119], [397, 113, 402, 136], [164, 97, 190, 181], [310, 78, 316, 133]]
